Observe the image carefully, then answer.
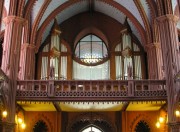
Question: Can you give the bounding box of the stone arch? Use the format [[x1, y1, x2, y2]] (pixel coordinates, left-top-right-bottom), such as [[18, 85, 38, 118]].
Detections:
[[130, 114, 153, 132], [66, 113, 117, 132], [29, 113, 53, 132], [74, 26, 109, 49], [61, 39, 72, 54], [134, 120, 150, 132], [33, 120, 48, 132]]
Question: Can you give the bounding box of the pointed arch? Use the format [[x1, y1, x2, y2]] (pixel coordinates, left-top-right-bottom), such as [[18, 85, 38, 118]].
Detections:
[[29, 113, 53, 132], [130, 114, 153, 132]]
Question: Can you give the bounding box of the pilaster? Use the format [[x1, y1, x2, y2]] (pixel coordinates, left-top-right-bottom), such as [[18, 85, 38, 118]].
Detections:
[[156, 14, 180, 131], [1, 16, 25, 132]]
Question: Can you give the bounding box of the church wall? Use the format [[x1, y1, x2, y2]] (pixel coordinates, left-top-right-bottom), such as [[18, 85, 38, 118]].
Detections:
[[122, 111, 167, 132], [60, 12, 125, 50], [23, 110, 167, 132], [24, 111, 61, 132]]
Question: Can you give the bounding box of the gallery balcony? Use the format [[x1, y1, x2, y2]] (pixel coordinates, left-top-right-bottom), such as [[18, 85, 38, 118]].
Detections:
[[16, 80, 167, 102]]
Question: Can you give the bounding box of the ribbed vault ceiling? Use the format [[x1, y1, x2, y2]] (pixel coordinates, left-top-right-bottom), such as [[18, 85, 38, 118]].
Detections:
[[2, 0, 180, 49]]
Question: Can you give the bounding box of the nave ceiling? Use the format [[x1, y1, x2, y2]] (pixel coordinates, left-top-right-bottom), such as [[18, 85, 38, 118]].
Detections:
[[1, 0, 179, 51]]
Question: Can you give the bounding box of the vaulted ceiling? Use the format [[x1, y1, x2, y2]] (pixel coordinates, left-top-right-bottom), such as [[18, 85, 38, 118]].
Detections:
[[2, 0, 179, 51]]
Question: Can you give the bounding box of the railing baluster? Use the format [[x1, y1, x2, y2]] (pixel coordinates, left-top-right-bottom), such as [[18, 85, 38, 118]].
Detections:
[[16, 80, 167, 100]]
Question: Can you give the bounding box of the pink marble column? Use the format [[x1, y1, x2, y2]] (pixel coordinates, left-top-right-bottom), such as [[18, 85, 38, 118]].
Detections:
[[0, 0, 4, 30], [157, 14, 180, 131], [1, 16, 25, 131], [145, 43, 164, 79], [19, 43, 36, 80]]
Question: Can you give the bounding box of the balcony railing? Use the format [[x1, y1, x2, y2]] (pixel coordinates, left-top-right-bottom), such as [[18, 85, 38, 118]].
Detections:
[[16, 80, 167, 101]]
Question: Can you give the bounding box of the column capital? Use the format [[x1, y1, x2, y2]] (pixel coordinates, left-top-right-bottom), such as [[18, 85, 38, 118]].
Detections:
[[156, 14, 179, 23], [3, 16, 26, 25], [21, 43, 29, 50], [21, 43, 36, 50], [28, 44, 36, 49], [145, 43, 160, 51]]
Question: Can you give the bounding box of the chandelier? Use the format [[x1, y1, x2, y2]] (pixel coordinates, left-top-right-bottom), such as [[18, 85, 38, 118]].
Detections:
[[80, 53, 103, 64]]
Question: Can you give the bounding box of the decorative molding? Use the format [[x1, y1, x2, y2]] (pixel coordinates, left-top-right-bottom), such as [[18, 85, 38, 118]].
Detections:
[[3, 16, 26, 25], [145, 43, 160, 51], [30, 0, 51, 45], [30, 113, 53, 132], [130, 113, 153, 132], [156, 14, 179, 23], [66, 112, 116, 132], [134, 0, 152, 43]]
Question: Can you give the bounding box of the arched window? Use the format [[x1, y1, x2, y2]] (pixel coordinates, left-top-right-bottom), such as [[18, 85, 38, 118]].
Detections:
[[73, 34, 109, 80], [135, 120, 150, 132], [74, 34, 108, 64], [81, 126, 103, 132], [33, 120, 48, 132]]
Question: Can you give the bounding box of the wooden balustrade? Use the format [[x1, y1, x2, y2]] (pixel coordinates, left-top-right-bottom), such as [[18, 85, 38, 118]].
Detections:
[[16, 80, 167, 101]]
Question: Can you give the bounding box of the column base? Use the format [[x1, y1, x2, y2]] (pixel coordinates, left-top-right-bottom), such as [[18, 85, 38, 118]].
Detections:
[[168, 121, 180, 132], [0, 121, 16, 132]]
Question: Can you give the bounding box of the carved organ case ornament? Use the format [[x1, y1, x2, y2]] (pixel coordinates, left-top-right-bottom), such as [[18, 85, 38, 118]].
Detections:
[[121, 18, 133, 79], [40, 18, 65, 80], [115, 17, 143, 80], [49, 19, 61, 79]]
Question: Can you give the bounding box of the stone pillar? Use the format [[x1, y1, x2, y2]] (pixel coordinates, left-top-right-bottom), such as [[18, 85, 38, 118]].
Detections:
[[145, 43, 163, 79], [1, 16, 25, 131], [0, 0, 4, 31], [67, 53, 72, 80], [157, 15, 180, 131], [110, 52, 116, 80], [19, 43, 36, 80], [1, 122, 16, 132]]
